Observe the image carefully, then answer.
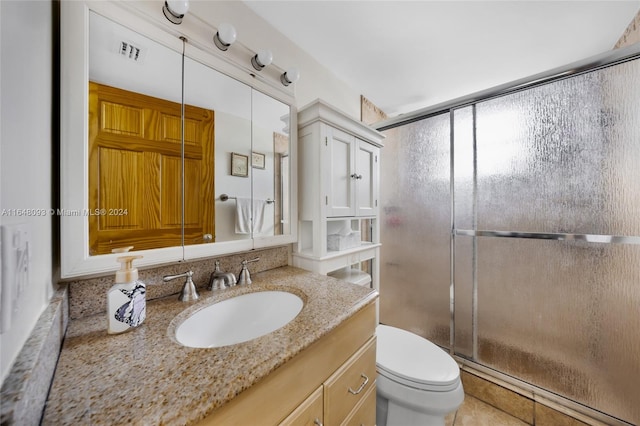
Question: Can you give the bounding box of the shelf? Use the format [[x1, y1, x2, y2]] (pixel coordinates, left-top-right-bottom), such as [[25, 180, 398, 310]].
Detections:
[[328, 267, 372, 286], [292, 243, 381, 276], [326, 215, 377, 221], [293, 242, 380, 261]]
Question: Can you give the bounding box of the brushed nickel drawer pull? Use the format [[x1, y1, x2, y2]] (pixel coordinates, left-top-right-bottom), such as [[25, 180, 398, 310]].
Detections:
[[313, 419, 323, 426], [348, 373, 369, 395]]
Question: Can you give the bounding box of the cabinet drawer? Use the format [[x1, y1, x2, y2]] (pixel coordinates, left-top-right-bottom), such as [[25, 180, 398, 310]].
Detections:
[[279, 386, 323, 426], [341, 382, 376, 426], [324, 337, 376, 426]]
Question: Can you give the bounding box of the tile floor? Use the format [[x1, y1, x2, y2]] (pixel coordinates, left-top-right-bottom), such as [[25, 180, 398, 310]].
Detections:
[[445, 394, 529, 426]]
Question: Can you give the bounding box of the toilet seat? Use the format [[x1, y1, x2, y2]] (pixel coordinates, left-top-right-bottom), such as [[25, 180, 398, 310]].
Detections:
[[376, 325, 460, 392]]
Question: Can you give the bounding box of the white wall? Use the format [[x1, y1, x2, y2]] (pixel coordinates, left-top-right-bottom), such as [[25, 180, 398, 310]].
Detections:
[[188, 1, 362, 119], [0, 1, 54, 383], [215, 111, 252, 241]]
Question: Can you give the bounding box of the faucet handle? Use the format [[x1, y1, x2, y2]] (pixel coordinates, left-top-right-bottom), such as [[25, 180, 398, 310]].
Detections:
[[163, 271, 199, 302], [237, 258, 260, 285], [241, 257, 260, 266]]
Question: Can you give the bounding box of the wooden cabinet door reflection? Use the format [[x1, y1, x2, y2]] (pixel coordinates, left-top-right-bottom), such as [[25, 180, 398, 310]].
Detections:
[[88, 82, 214, 255]]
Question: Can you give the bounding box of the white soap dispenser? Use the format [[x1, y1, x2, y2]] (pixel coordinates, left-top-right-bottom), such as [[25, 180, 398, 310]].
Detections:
[[107, 250, 146, 334]]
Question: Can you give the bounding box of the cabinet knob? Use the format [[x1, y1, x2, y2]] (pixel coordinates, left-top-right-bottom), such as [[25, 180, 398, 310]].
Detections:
[[313, 419, 323, 426], [350, 173, 363, 180]]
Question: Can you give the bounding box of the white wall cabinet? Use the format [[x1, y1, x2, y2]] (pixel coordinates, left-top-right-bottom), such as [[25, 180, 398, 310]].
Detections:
[[325, 126, 379, 217], [294, 99, 384, 290]]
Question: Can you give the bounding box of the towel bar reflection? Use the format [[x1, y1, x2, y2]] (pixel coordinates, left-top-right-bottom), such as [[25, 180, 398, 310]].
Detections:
[[219, 193, 274, 204]]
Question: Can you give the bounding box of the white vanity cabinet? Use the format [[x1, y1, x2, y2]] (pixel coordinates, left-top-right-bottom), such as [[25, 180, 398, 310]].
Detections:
[[294, 99, 384, 289]]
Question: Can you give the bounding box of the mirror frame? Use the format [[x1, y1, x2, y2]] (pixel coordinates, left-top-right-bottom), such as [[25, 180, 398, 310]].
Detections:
[[60, 1, 297, 278]]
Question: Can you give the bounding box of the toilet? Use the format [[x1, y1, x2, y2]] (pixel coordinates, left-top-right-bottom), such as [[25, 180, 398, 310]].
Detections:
[[376, 324, 464, 426]]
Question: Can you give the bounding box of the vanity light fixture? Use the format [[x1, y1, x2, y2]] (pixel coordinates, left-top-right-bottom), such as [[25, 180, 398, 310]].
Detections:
[[251, 49, 273, 71], [280, 67, 300, 86], [162, 0, 189, 25], [214, 23, 237, 51]]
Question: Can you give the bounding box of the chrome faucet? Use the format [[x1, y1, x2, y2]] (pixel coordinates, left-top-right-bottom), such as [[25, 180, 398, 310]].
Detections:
[[237, 258, 260, 285], [163, 270, 199, 302], [208, 260, 236, 290]]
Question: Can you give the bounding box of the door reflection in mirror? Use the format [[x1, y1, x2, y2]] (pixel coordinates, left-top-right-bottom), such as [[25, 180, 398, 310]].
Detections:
[[89, 12, 184, 255]]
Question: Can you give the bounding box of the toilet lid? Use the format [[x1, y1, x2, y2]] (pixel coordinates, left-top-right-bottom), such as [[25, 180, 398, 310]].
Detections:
[[376, 325, 460, 391]]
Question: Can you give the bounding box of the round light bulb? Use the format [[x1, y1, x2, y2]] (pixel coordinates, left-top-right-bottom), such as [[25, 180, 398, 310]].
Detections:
[[217, 23, 237, 46], [281, 67, 300, 86], [256, 49, 273, 67], [167, 0, 189, 16], [285, 67, 300, 83], [251, 49, 273, 71]]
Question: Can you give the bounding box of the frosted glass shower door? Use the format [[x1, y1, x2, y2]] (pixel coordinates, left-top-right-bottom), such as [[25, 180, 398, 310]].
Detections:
[[466, 58, 640, 424], [379, 113, 451, 347], [379, 51, 639, 425]]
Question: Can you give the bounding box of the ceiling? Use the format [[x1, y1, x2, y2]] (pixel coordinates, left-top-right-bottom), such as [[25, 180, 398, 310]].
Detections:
[[244, 1, 640, 117]]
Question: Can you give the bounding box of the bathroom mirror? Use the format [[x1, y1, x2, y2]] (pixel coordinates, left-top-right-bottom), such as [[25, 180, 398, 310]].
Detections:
[[61, 1, 296, 278]]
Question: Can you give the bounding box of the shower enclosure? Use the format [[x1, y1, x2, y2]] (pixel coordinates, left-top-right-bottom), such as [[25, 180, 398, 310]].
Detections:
[[377, 48, 640, 425]]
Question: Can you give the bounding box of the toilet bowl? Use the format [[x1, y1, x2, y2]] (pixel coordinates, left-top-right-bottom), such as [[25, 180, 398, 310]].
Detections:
[[376, 324, 464, 426]]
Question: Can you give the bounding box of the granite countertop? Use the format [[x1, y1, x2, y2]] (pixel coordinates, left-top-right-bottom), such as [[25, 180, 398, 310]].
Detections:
[[42, 266, 377, 425]]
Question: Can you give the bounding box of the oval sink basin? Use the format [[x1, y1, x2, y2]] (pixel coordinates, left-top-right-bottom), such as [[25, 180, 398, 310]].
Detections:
[[175, 291, 303, 348]]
